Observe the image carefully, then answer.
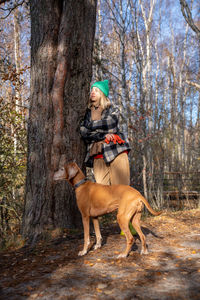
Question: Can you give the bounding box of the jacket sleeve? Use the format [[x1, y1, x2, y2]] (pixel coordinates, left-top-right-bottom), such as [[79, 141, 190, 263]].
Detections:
[[80, 124, 106, 143], [80, 107, 119, 143]]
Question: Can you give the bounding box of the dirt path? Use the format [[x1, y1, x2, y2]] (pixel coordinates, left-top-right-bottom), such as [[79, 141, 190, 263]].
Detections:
[[0, 209, 200, 300]]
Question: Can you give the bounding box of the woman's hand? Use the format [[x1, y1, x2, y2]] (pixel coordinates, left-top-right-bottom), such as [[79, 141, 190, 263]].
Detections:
[[105, 133, 115, 142], [104, 134, 125, 144]]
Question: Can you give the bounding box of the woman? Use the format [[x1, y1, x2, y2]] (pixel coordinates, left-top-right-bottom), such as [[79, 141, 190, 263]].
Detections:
[[80, 79, 131, 186]]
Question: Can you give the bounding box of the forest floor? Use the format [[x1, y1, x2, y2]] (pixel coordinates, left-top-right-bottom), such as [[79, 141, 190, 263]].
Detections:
[[0, 209, 200, 300]]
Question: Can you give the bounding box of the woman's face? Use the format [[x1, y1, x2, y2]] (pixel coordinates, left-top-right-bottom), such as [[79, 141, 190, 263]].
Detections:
[[90, 87, 101, 107]]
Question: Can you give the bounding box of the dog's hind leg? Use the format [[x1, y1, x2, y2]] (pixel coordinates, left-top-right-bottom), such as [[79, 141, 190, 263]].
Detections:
[[92, 217, 102, 250], [117, 213, 134, 258], [78, 215, 90, 256], [132, 211, 148, 255]]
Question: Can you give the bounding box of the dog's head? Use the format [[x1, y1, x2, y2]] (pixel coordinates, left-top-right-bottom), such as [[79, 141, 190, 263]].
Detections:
[[53, 162, 79, 182]]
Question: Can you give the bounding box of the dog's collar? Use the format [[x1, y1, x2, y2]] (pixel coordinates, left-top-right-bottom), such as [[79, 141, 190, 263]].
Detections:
[[74, 178, 88, 189]]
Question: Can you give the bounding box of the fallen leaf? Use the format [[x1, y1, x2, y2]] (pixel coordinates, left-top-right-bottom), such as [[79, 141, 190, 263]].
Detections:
[[31, 294, 39, 299], [156, 272, 162, 276], [175, 264, 179, 267]]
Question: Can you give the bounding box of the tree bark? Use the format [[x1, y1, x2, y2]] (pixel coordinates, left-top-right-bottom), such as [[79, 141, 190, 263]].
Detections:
[[22, 0, 97, 243]]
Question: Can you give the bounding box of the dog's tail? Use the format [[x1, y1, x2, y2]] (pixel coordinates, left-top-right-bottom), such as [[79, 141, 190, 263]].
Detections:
[[140, 196, 162, 216]]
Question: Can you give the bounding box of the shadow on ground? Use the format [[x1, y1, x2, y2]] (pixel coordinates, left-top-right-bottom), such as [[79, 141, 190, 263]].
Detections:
[[0, 209, 200, 300]]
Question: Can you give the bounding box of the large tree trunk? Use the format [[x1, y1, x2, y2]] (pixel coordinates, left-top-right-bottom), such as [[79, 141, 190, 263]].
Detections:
[[22, 0, 97, 243]]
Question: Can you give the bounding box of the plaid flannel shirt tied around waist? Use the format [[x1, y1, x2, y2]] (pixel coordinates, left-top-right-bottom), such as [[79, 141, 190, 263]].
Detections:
[[80, 105, 131, 167]]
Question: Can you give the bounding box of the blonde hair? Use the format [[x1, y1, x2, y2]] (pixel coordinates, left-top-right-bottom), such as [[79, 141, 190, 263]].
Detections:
[[88, 88, 111, 110]]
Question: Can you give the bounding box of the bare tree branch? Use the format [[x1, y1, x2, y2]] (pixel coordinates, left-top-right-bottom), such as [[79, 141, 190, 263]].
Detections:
[[0, 0, 28, 19], [180, 0, 200, 40], [186, 80, 200, 91]]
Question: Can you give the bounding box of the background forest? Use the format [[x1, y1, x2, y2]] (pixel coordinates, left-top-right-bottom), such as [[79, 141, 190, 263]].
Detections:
[[0, 0, 199, 248]]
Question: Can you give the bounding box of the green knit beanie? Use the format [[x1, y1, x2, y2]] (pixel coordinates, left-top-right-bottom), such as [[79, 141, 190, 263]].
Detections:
[[91, 80, 109, 97]]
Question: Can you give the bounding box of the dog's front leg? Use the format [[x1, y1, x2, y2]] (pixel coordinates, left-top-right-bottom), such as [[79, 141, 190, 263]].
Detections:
[[78, 215, 90, 256], [92, 217, 102, 250]]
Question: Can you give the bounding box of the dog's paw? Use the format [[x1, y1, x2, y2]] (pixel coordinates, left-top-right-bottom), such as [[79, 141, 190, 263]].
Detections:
[[94, 243, 102, 250], [117, 252, 128, 259], [78, 250, 87, 256], [140, 249, 148, 255]]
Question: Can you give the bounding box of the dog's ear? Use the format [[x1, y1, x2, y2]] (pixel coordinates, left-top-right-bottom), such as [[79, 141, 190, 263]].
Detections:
[[67, 164, 78, 180]]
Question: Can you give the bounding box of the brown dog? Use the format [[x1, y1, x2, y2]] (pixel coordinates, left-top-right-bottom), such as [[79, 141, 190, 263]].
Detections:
[[54, 162, 161, 258]]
